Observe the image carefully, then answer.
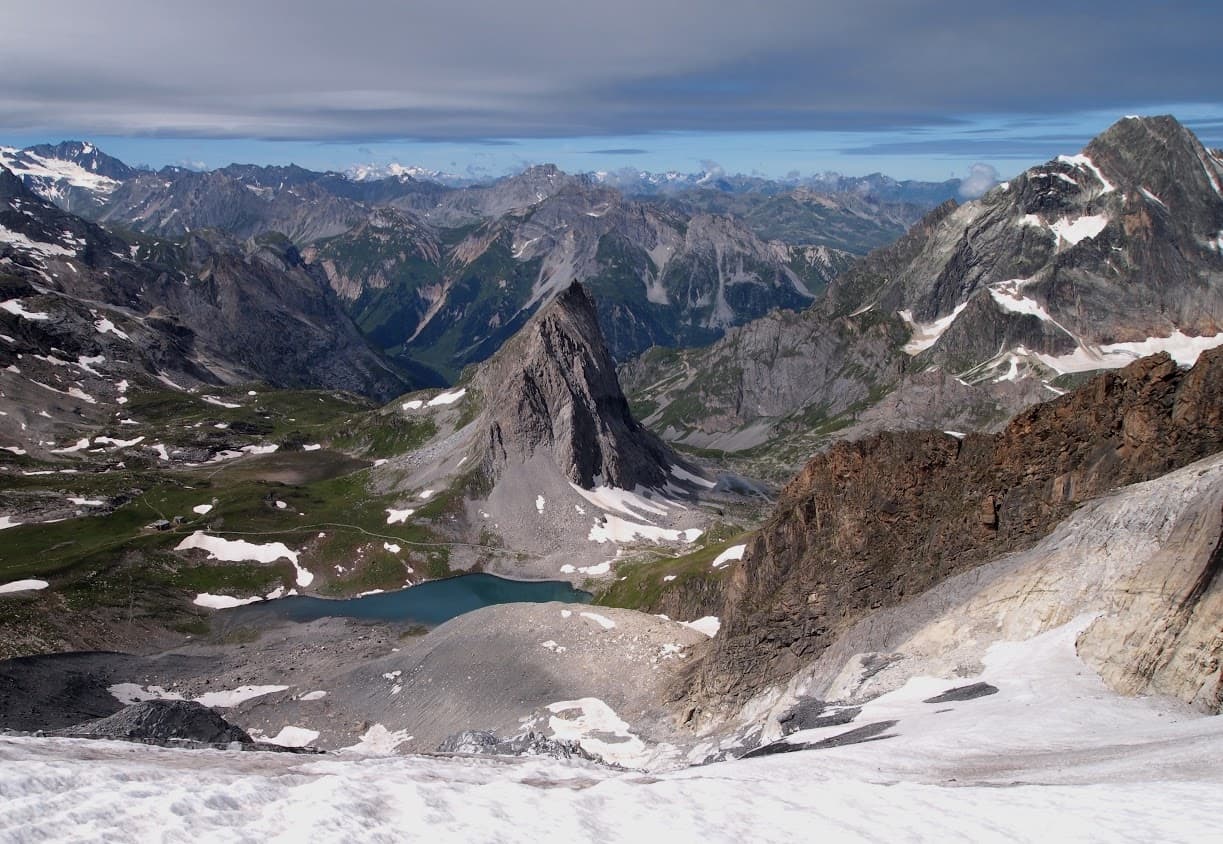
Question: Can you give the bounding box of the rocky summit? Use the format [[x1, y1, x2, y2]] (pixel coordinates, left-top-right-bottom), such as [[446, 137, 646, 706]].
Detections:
[[472, 282, 677, 490]]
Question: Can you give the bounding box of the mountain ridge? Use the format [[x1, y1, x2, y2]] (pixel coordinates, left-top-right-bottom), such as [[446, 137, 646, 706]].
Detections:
[[626, 115, 1223, 473]]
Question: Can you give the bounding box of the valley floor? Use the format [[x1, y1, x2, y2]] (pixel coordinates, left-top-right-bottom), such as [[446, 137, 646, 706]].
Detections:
[[2, 620, 1219, 843]]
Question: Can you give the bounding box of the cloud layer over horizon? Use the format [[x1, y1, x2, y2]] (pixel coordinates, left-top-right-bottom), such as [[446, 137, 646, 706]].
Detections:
[[2, 0, 1220, 143]]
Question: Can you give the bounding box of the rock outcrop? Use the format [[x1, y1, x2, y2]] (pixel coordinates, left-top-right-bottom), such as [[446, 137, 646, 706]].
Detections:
[[56, 699, 252, 745], [677, 348, 1223, 712], [435, 729, 598, 761], [762, 452, 1223, 726], [472, 282, 678, 490]]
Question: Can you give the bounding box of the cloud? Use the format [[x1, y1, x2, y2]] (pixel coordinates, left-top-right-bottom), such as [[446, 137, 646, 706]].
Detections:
[[0, 1, 1219, 142], [696, 159, 725, 184], [584, 148, 650, 155], [958, 162, 999, 198], [841, 135, 1096, 159]]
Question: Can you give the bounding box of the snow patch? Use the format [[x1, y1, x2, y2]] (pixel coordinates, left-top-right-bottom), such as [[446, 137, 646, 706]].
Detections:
[[427, 388, 466, 407], [1038, 330, 1223, 373], [588, 515, 702, 545], [259, 726, 320, 748], [1056, 153, 1116, 193], [0, 225, 76, 259], [109, 683, 287, 708], [0, 579, 48, 594], [710, 544, 746, 569], [0, 299, 50, 321], [192, 593, 261, 609], [545, 698, 647, 767], [680, 616, 721, 637], [94, 317, 130, 340], [175, 532, 312, 587], [561, 560, 613, 576], [579, 611, 616, 630], [202, 395, 241, 409], [342, 724, 413, 756], [1138, 187, 1167, 209], [569, 483, 669, 520], [386, 508, 414, 524], [668, 464, 716, 489], [898, 302, 969, 355], [1050, 214, 1109, 247]]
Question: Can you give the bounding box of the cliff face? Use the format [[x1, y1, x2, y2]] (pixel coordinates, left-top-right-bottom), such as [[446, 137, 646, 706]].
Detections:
[[679, 348, 1223, 710], [472, 282, 677, 490]]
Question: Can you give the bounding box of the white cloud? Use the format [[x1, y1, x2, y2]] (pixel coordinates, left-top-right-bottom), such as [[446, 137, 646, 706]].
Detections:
[[958, 162, 999, 199]]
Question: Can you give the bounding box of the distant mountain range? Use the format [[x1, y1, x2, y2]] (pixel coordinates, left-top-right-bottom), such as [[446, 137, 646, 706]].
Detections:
[[4, 116, 1220, 468], [343, 159, 969, 204], [2, 143, 944, 384]]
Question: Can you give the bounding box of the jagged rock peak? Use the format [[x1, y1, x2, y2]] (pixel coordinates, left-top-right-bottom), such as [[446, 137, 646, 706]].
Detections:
[[473, 282, 676, 489], [1084, 114, 1223, 204]]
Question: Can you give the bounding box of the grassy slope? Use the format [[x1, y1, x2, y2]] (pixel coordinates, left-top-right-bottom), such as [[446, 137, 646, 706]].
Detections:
[[0, 384, 465, 654]]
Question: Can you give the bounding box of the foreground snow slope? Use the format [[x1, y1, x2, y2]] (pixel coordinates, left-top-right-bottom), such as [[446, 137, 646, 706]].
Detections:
[[3, 616, 1221, 843]]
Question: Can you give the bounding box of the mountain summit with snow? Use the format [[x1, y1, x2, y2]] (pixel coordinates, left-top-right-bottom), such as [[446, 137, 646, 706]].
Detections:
[[626, 115, 1223, 467]]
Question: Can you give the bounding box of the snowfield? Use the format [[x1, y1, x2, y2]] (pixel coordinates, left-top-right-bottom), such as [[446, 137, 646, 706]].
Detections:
[[1, 712, 1217, 842], [1, 614, 1220, 842]]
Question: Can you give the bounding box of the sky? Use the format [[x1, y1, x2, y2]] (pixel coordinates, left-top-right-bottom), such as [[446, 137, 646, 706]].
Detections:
[[2, 0, 1221, 182]]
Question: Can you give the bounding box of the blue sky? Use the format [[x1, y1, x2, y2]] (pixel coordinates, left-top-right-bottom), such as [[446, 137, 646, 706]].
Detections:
[[2, 1, 1220, 182]]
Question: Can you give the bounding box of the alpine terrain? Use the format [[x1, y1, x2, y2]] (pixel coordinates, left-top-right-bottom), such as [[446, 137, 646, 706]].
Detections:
[[1, 111, 1221, 844]]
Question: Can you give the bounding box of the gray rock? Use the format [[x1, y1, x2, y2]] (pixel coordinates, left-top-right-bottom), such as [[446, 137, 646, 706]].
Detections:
[[436, 729, 597, 761], [923, 682, 999, 704], [472, 282, 680, 490], [55, 699, 252, 744]]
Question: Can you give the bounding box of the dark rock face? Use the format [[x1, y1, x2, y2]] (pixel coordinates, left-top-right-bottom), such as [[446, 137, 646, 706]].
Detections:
[[436, 729, 597, 761], [777, 699, 861, 735], [0, 171, 411, 401], [739, 720, 898, 758], [473, 282, 677, 490], [922, 682, 998, 704], [677, 348, 1223, 711], [56, 699, 252, 744]]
